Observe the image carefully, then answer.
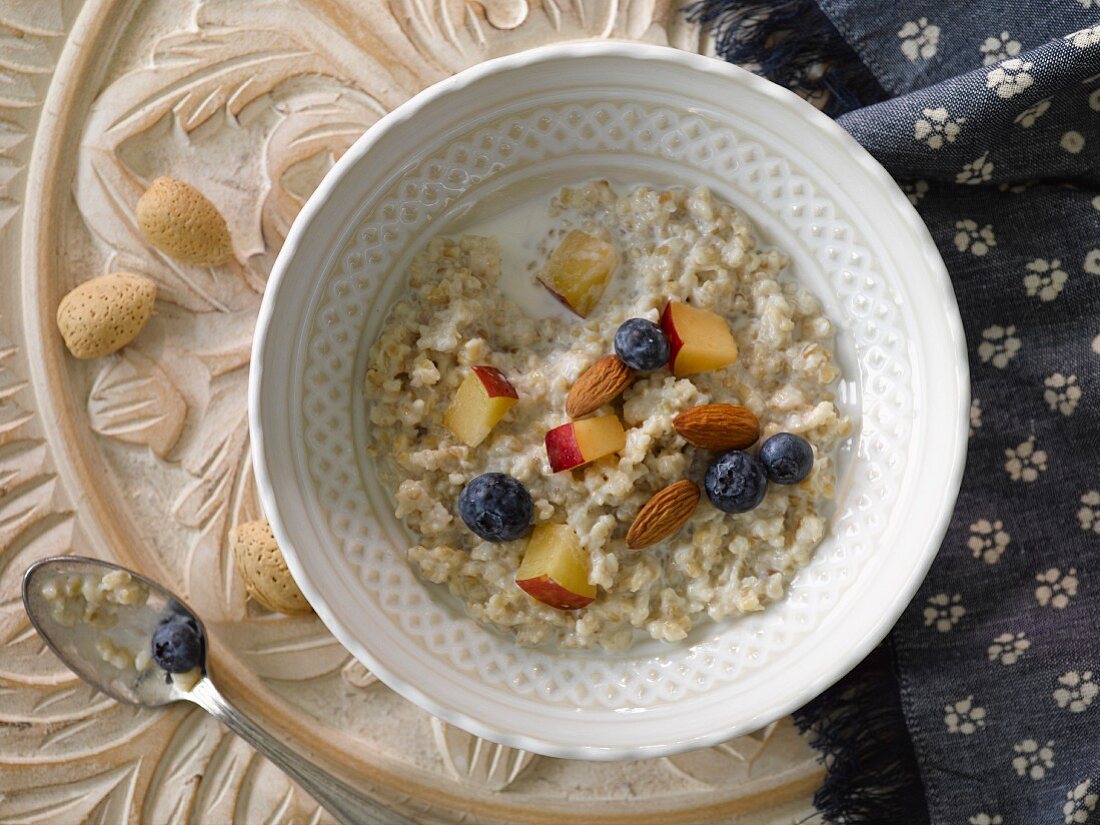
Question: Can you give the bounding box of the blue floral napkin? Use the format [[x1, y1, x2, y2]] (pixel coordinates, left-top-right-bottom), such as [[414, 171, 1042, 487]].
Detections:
[[689, 1, 1100, 822]]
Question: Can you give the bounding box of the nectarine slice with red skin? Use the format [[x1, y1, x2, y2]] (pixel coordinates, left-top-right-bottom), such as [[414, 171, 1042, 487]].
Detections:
[[660, 301, 738, 377], [544, 414, 626, 472], [515, 523, 596, 610], [537, 230, 619, 318], [443, 366, 518, 447]]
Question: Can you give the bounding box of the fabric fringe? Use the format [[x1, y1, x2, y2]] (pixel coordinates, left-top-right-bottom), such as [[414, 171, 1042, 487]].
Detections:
[[683, 0, 888, 117], [791, 643, 929, 824]]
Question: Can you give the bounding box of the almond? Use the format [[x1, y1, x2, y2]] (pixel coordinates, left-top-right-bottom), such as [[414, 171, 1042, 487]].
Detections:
[[625, 480, 700, 549], [136, 176, 232, 266], [673, 403, 759, 450], [56, 272, 156, 359], [230, 520, 312, 615], [566, 355, 635, 418]]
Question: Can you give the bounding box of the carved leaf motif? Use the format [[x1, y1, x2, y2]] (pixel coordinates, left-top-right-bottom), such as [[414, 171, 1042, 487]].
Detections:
[[73, 26, 335, 313], [0, 26, 57, 74], [192, 729, 256, 823], [88, 349, 188, 457], [0, 438, 62, 679], [235, 756, 337, 825], [173, 391, 249, 621], [0, 761, 139, 824], [0, 0, 66, 36], [0, 338, 32, 434], [0, 118, 28, 153], [141, 28, 329, 134], [0, 67, 36, 108], [216, 618, 347, 681], [663, 720, 786, 786], [142, 708, 229, 824], [0, 699, 157, 763], [431, 718, 537, 791], [0, 514, 75, 682], [0, 680, 113, 725], [261, 87, 383, 251]]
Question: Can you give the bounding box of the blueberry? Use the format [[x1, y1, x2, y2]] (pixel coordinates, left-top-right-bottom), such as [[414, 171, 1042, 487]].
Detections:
[[151, 619, 203, 673], [759, 433, 814, 484], [705, 451, 768, 513], [614, 318, 670, 372], [458, 473, 533, 542]]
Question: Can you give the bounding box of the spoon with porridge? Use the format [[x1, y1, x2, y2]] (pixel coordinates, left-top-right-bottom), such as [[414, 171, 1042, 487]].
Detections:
[[22, 556, 411, 825]]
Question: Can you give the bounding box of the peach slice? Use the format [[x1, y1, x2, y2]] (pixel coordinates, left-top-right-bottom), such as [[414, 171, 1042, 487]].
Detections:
[[660, 301, 738, 377], [515, 523, 596, 610], [538, 230, 619, 318], [544, 414, 626, 472], [443, 365, 519, 447]]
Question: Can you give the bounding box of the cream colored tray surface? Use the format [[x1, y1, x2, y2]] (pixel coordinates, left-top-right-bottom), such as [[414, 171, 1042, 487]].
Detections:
[[0, 0, 820, 821]]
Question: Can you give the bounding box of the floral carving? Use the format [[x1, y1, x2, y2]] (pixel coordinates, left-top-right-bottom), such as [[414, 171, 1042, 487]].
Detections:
[[0, 0, 819, 819]]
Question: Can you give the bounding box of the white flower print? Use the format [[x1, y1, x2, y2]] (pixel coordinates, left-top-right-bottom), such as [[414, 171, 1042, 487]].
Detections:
[[902, 179, 929, 205], [1054, 671, 1099, 713], [1024, 258, 1068, 302], [988, 631, 1030, 665], [957, 152, 994, 184], [944, 696, 986, 734], [1013, 738, 1055, 780], [914, 107, 965, 149], [980, 31, 1022, 65], [954, 219, 996, 255], [1079, 491, 1100, 533], [971, 816, 1003, 825], [1084, 249, 1100, 275], [1093, 195, 1100, 212], [1062, 131, 1086, 154], [986, 59, 1035, 99], [898, 18, 941, 61], [1036, 567, 1078, 609], [1090, 88, 1100, 112], [1045, 373, 1081, 415], [924, 593, 965, 632], [978, 325, 1021, 368], [1067, 25, 1100, 49], [970, 397, 983, 435], [1065, 779, 1100, 824], [968, 518, 1010, 564], [1004, 436, 1047, 481], [1077, 0, 1099, 8], [1094, 334, 1100, 354], [1015, 98, 1052, 128]]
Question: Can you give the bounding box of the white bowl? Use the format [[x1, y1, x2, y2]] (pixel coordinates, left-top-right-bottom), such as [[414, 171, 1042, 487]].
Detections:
[[250, 42, 968, 760]]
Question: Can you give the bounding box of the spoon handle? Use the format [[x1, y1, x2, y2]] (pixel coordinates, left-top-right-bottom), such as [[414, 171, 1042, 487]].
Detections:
[[188, 678, 412, 825]]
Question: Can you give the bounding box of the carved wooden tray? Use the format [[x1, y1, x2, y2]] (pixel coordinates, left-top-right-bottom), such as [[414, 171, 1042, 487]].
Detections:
[[0, 0, 821, 820]]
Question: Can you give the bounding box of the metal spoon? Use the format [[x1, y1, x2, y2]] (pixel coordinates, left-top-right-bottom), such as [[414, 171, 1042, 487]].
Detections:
[[22, 556, 411, 825]]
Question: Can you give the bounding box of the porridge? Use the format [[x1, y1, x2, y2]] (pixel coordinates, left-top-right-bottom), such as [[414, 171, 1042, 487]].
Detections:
[[364, 181, 850, 651]]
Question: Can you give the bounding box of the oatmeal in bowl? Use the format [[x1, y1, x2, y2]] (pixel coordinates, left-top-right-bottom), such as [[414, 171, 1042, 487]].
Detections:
[[252, 42, 967, 758], [364, 181, 851, 651]]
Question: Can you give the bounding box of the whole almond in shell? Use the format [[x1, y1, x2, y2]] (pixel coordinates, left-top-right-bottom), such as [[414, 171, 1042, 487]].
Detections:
[[230, 520, 312, 615], [56, 273, 156, 360], [136, 176, 232, 266], [673, 403, 760, 450], [566, 355, 635, 418], [626, 480, 701, 549]]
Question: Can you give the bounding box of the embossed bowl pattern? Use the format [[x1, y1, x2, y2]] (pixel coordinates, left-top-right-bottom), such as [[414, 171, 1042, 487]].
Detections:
[[251, 43, 968, 760]]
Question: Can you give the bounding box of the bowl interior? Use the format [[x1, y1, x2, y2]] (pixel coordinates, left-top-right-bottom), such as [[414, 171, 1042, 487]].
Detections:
[[251, 43, 967, 759]]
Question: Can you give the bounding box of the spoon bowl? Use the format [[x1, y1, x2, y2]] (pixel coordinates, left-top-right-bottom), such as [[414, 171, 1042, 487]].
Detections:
[[22, 555, 206, 708], [21, 555, 411, 825]]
